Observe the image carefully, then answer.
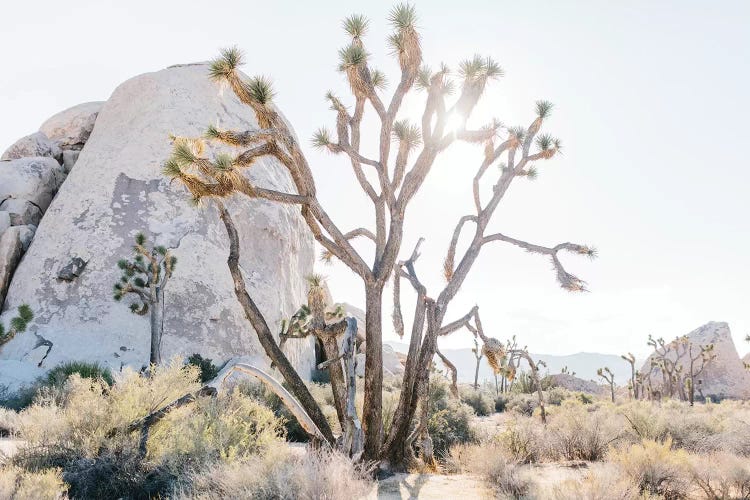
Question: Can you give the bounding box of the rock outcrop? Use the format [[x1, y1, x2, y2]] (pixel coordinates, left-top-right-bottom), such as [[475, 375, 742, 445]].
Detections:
[[40, 102, 103, 151], [640, 322, 750, 400], [1, 132, 62, 163], [0, 63, 315, 390]]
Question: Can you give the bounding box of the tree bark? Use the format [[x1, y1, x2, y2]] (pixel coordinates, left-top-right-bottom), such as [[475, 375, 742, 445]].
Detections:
[[362, 284, 384, 460], [322, 336, 347, 427], [149, 289, 164, 366], [218, 204, 335, 445]]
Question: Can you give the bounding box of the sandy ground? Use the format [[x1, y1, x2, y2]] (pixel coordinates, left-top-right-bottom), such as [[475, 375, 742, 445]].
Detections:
[[366, 472, 493, 499]]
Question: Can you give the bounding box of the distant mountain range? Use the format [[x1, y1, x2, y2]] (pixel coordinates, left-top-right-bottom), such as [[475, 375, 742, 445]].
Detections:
[[385, 342, 632, 385]]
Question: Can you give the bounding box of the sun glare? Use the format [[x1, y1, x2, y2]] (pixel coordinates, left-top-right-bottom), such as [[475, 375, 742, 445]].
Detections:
[[444, 112, 465, 134]]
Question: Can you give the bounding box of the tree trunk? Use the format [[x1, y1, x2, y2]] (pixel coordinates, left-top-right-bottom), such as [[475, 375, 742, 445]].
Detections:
[[610, 384, 615, 403], [474, 358, 481, 389], [362, 284, 384, 460], [341, 317, 364, 459], [149, 289, 163, 366], [218, 205, 336, 444], [322, 336, 347, 427]]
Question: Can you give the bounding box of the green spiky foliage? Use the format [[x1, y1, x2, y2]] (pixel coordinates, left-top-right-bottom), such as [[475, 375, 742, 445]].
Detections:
[[0, 304, 33, 346], [209, 46, 244, 82], [113, 232, 177, 315], [311, 127, 332, 150], [343, 14, 369, 39], [113, 232, 176, 366], [392, 119, 422, 148], [535, 100, 554, 118]]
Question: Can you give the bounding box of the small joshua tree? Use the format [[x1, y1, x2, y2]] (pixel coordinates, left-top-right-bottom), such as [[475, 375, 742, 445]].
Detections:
[[597, 366, 616, 403], [472, 337, 484, 390], [0, 304, 33, 346], [685, 341, 715, 406], [621, 352, 638, 400], [113, 233, 176, 366]]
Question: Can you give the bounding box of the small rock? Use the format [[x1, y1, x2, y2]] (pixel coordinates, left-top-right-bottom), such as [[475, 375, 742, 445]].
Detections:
[[0, 211, 9, 235], [40, 102, 103, 150], [16, 225, 36, 251], [0, 157, 66, 212], [0, 199, 43, 226], [62, 149, 80, 173], [0, 228, 23, 305], [57, 257, 87, 281], [1, 131, 62, 164]]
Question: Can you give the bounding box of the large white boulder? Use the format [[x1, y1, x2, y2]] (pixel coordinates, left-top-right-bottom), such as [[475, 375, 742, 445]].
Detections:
[[0, 157, 66, 213], [0, 63, 316, 389], [1, 132, 62, 163], [40, 101, 103, 150], [641, 322, 750, 400]]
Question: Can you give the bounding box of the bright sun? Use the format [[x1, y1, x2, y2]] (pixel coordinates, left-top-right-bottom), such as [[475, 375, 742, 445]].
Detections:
[[444, 112, 465, 134]]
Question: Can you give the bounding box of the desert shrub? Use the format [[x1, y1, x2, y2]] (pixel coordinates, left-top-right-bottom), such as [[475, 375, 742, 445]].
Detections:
[[549, 404, 621, 461], [495, 395, 508, 413], [0, 407, 20, 437], [689, 452, 750, 499], [577, 392, 594, 404], [611, 438, 691, 499], [11, 358, 286, 498], [551, 463, 638, 500], [447, 442, 529, 498], [498, 418, 546, 463], [428, 399, 476, 456], [178, 446, 372, 500], [0, 360, 114, 411], [546, 386, 570, 406], [45, 360, 114, 387], [0, 466, 68, 500], [460, 388, 493, 416], [619, 402, 669, 443], [186, 354, 220, 383], [506, 393, 538, 417]]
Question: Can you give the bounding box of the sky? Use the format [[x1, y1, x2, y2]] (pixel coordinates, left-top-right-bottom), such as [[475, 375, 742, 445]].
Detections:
[[1, 1, 748, 359]]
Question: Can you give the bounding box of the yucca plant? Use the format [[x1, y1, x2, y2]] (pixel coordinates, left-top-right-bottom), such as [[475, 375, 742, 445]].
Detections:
[[113, 232, 176, 366], [163, 3, 593, 467], [0, 304, 33, 346], [597, 366, 616, 403]]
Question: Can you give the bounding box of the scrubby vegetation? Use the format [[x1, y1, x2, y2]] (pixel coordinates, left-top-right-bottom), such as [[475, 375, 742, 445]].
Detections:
[[0, 358, 371, 499]]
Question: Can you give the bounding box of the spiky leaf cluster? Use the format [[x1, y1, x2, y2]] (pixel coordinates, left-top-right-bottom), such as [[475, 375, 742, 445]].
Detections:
[[392, 119, 422, 148], [343, 14, 369, 39], [459, 55, 503, 83], [209, 46, 244, 82], [0, 304, 33, 345], [113, 233, 177, 315]]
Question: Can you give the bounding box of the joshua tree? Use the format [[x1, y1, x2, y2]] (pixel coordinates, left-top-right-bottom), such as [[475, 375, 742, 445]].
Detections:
[[684, 341, 716, 406], [597, 366, 616, 403], [647, 334, 687, 398], [472, 337, 484, 390], [621, 352, 638, 400], [0, 304, 33, 346], [113, 232, 176, 366], [163, 4, 593, 466]]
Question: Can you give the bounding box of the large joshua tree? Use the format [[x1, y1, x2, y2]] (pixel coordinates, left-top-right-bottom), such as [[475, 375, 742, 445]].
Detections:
[[162, 4, 593, 465], [113, 233, 177, 366], [597, 366, 616, 403]]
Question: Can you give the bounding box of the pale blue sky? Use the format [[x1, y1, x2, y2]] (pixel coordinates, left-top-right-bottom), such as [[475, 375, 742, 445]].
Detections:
[[1, 1, 748, 358]]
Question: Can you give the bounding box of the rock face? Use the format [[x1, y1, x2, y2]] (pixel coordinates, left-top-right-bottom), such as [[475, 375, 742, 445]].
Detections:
[[1, 132, 62, 163], [0, 157, 66, 212], [40, 102, 103, 150], [0, 63, 315, 389], [640, 322, 750, 400]]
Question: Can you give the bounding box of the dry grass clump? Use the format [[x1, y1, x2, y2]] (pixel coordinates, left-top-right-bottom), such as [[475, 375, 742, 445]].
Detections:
[[498, 417, 546, 463], [548, 403, 622, 461], [610, 438, 691, 499], [178, 446, 372, 500], [551, 463, 638, 500], [446, 442, 530, 498], [0, 466, 68, 500], [689, 452, 750, 499]]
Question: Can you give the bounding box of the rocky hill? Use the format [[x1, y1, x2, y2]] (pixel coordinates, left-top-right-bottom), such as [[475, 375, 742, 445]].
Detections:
[[640, 322, 750, 400], [0, 63, 316, 390]]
